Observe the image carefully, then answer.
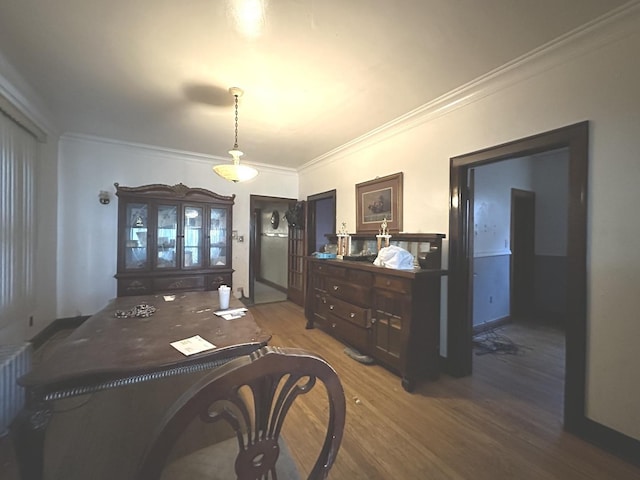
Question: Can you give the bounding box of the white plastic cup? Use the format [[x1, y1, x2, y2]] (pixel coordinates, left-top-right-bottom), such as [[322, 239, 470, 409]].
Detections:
[[218, 285, 230, 310]]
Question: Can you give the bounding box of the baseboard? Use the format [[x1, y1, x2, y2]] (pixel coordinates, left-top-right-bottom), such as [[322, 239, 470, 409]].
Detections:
[[472, 315, 511, 335], [255, 278, 287, 293], [29, 315, 89, 350], [572, 417, 640, 467]]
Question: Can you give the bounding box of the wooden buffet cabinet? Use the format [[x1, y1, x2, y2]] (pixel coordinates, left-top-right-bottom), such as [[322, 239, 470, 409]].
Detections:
[[114, 183, 235, 297], [305, 233, 446, 392]]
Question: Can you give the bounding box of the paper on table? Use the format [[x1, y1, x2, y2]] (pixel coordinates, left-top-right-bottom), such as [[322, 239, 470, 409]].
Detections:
[[170, 335, 216, 356], [221, 312, 245, 320], [214, 307, 248, 316]]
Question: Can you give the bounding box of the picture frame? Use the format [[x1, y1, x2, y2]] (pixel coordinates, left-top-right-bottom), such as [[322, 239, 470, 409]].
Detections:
[[355, 172, 403, 233]]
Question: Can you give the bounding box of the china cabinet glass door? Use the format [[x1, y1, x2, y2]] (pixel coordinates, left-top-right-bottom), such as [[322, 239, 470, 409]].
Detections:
[[183, 206, 203, 268], [157, 205, 178, 269], [209, 208, 228, 267], [124, 203, 148, 269]]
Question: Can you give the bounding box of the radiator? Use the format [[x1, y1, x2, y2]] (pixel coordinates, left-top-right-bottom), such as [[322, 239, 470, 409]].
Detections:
[[0, 343, 32, 436]]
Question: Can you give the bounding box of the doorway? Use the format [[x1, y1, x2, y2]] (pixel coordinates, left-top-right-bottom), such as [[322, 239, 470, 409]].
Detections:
[[249, 195, 297, 305], [448, 121, 588, 432], [307, 190, 336, 254]]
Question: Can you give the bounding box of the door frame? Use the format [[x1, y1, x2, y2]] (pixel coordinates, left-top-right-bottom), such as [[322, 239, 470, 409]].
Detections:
[[448, 121, 588, 432], [306, 190, 337, 254], [249, 195, 296, 305]]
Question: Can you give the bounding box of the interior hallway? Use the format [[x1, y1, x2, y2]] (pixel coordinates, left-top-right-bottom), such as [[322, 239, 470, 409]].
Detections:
[[252, 280, 287, 305]]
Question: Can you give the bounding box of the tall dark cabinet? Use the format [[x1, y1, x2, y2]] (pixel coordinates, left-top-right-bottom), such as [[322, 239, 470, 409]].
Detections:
[[115, 183, 235, 297]]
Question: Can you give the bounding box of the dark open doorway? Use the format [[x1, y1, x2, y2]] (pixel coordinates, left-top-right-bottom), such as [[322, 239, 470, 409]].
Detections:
[[448, 121, 588, 433], [511, 188, 536, 319], [307, 190, 336, 254]]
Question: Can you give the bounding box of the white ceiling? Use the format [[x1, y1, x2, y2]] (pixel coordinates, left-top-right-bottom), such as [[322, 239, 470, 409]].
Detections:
[[0, 0, 629, 169]]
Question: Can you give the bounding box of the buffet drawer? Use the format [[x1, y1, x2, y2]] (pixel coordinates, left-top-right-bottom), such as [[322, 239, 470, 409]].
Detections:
[[319, 294, 370, 328], [373, 274, 411, 294], [325, 313, 370, 353], [310, 262, 347, 279], [206, 273, 233, 291], [117, 277, 152, 297], [153, 275, 205, 292], [325, 278, 370, 306]]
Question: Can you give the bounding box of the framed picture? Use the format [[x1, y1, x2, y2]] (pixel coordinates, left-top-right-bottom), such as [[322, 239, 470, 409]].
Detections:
[[355, 172, 403, 233]]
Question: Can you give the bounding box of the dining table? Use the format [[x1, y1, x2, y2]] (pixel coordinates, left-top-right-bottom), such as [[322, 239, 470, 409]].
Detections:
[[11, 290, 270, 480]]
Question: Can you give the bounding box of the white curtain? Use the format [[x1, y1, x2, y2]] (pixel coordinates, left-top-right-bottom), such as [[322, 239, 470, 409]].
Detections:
[[0, 110, 36, 328]]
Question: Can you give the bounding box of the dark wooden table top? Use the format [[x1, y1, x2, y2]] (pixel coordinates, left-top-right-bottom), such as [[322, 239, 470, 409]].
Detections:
[[19, 291, 270, 394]]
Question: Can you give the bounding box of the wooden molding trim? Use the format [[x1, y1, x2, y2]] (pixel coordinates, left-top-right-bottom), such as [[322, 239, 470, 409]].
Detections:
[[29, 316, 89, 351]]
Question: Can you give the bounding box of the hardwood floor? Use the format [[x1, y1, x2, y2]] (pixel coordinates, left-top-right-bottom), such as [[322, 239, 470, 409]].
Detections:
[[2, 301, 639, 479], [252, 302, 639, 480]]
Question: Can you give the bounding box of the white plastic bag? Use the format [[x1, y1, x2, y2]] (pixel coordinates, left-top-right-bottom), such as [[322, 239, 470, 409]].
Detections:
[[373, 245, 415, 270]]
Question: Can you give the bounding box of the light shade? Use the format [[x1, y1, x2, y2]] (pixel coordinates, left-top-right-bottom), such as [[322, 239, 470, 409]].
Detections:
[[213, 150, 258, 182], [213, 163, 259, 183]]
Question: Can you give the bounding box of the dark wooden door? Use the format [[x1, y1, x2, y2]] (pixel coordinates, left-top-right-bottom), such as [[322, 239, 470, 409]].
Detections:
[[511, 189, 535, 318], [287, 202, 306, 306]]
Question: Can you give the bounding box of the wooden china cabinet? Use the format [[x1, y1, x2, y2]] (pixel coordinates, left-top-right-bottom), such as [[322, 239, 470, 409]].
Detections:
[[114, 183, 234, 297]]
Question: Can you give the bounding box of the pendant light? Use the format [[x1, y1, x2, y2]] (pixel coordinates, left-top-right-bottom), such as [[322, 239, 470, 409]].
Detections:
[[213, 87, 258, 183]]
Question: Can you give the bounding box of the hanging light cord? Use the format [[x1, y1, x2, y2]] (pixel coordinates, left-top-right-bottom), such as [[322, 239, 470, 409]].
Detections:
[[233, 94, 240, 150]]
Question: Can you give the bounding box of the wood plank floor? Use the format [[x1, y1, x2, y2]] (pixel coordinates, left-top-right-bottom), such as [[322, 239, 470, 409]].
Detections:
[[2, 301, 639, 479], [251, 302, 640, 480]]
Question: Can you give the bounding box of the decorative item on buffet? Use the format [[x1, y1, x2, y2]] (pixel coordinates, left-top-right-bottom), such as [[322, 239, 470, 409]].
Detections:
[[336, 221, 351, 258], [376, 217, 392, 251]]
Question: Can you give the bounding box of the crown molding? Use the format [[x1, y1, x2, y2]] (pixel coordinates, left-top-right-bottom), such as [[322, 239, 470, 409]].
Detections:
[[299, 0, 640, 174], [60, 132, 298, 177], [0, 53, 57, 142]]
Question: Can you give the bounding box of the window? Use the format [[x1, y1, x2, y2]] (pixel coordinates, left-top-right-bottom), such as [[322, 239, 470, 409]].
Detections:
[[0, 109, 37, 327]]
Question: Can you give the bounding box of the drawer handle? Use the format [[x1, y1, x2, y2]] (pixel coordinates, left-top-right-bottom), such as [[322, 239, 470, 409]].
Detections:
[[371, 317, 377, 324], [331, 323, 336, 328], [333, 285, 339, 291], [350, 312, 355, 318], [386, 280, 391, 286], [329, 305, 335, 310]]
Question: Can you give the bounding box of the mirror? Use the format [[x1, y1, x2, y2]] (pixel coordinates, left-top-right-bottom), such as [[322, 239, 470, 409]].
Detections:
[[270, 210, 280, 229]]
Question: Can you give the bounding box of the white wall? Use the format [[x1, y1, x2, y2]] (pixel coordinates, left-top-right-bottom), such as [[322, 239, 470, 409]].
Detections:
[[299, 7, 640, 440], [57, 135, 298, 317]]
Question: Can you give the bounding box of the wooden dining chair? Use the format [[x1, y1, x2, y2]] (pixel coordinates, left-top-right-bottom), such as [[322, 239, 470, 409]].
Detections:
[[138, 346, 346, 480]]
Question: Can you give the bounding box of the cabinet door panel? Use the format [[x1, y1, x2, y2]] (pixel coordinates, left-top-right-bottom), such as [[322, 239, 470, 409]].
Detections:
[[156, 205, 178, 269], [209, 208, 228, 267], [183, 205, 203, 268], [123, 203, 149, 270], [373, 314, 403, 360], [372, 289, 409, 369]]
